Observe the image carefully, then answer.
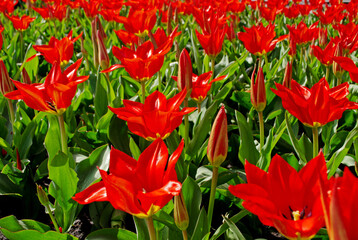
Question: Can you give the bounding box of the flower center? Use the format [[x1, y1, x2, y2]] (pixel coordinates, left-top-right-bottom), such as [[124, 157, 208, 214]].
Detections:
[[282, 206, 312, 221]]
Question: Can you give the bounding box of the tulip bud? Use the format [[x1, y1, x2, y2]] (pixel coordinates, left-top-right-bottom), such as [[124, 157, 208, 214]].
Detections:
[[80, 35, 88, 57], [36, 184, 50, 206], [174, 192, 189, 231], [16, 148, 22, 171], [97, 30, 110, 70], [319, 28, 327, 47], [177, 49, 192, 93], [283, 61, 292, 89], [207, 105, 228, 167], [166, 3, 173, 36], [0, 60, 14, 96], [91, 17, 99, 69], [251, 67, 266, 112], [0, 25, 4, 51], [333, 42, 344, 79]]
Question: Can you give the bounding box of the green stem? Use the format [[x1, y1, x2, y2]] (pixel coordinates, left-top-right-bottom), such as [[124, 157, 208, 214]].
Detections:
[[44, 203, 60, 232], [184, 98, 189, 150], [145, 217, 157, 240], [19, 31, 24, 63], [141, 81, 146, 104], [210, 57, 215, 80], [326, 66, 330, 83], [207, 166, 219, 230], [197, 103, 201, 113], [158, 71, 162, 92], [7, 99, 15, 126], [264, 54, 269, 68], [337, 76, 342, 86], [258, 111, 264, 151], [312, 126, 319, 158], [57, 114, 68, 155], [182, 230, 188, 240]]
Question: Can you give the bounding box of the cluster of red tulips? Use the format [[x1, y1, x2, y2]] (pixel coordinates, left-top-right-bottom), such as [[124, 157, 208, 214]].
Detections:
[[0, 0, 358, 239]]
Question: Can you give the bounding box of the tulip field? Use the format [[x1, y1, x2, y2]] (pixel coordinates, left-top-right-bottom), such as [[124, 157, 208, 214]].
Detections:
[[1, 0, 358, 239]]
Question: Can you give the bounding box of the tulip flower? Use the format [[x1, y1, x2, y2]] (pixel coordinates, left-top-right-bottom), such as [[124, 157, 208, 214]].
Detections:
[[174, 192, 189, 231], [320, 168, 358, 240], [109, 89, 196, 141], [314, 5, 345, 26], [272, 78, 358, 128], [287, 21, 319, 46], [334, 56, 358, 84], [73, 138, 184, 218], [5, 14, 35, 31], [114, 29, 139, 48], [238, 23, 288, 56], [5, 58, 89, 115], [311, 40, 337, 66], [0, 60, 14, 96], [176, 49, 193, 93], [195, 26, 227, 59], [29, 30, 83, 67], [0, 0, 17, 14], [0, 25, 4, 51], [33, 4, 67, 21], [115, 8, 157, 38], [250, 67, 266, 112], [97, 29, 109, 70], [229, 153, 328, 240], [207, 105, 228, 229]]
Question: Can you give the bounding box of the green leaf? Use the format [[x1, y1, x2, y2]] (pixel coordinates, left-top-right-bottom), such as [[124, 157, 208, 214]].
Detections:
[[129, 138, 141, 160], [0, 215, 49, 233], [0, 173, 22, 196], [108, 116, 131, 155], [182, 176, 202, 236], [44, 115, 61, 162], [191, 208, 209, 240], [230, 91, 252, 110], [0, 137, 15, 160], [76, 145, 110, 192], [235, 111, 259, 165], [85, 228, 136, 240], [94, 73, 109, 121], [222, 214, 246, 240], [187, 101, 219, 157], [48, 152, 78, 211], [285, 112, 307, 163], [133, 216, 149, 240], [24, 47, 39, 82], [213, 81, 232, 102], [210, 210, 249, 240]]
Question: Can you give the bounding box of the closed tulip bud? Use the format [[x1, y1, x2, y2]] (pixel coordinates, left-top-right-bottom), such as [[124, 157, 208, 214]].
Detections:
[[167, 3, 173, 36], [283, 61, 292, 89], [97, 30, 110, 70], [251, 67, 266, 112], [177, 49, 192, 93], [207, 105, 228, 167], [174, 192, 189, 231], [333, 42, 344, 79], [319, 28, 327, 47], [91, 17, 99, 69], [36, 184, 49, 206], [0, 60, 14, 96]]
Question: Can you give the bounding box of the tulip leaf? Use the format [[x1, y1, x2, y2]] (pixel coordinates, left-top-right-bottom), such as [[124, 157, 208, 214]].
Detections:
[[0, 215, 77, 240], [17, 121, 37, 160], [133, 216, 149, 240], [285, 112, 307, 163], [44, 115, 62, 162], [182, 176, 202, 236], [235, 110, 259, 165], [24, 48, 39, 82], [48, 152, 78, 211], [187, 101, 219, 157], [327, 123, 358, 177], [129, 138, 141, 160], [76, 145, 110, 192], [210, 210, 249, 240], [190, 29, 203, 75], [214, 81, 232, 102], [0, 137, 15, 160], [85, 228, 136, 240], [230, 91, 252, 110], [94, 73, 110, 121], [191, 208, 209, 240], [0, 173, 22, 196], [222, 214, 246, 240], [108, 116, 131, 155]]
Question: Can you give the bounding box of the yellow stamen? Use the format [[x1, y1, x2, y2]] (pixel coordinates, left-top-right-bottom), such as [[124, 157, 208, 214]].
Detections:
[[292, 210, 300, 221]]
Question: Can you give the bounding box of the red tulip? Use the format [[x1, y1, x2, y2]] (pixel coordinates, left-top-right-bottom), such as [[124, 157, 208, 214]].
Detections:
[[114, 29, 139, 47], [311, 40, 337, 66], [29, 30, 83, 66], [0, 25, 4, 51], [172, 71, 225, 104], [79, 0, 101, 19], [283, 4, 300, 19], [332, 22, 358, 54], [115, 8, 157, 38], [195, 26, 227, 59], [33, 4, 67, 21], [207, 105, 228, 167], [109, 89, 196, 141], [334, 56, 358, 83], [314, 5, 345, 25], [5, 59, 89, 115], [229, 153, 328, 239], [104, 40, 172, 82], [320, 168, 358, 240], [251, 67, 266, 112], [6, 14, 35, 31], [0, 0, 17, 14], [238, 23, 288, 56], [177, 49, 193, 92], [271, 78, 358, 127], [73, 139, 183, 218], [287, 21, 319, 46]]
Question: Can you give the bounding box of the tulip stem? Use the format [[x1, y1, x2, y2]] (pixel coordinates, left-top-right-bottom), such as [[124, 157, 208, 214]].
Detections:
[[141, 81, 146, 104], [184, 98, 189, 150], [258, 111, 264, 151], [19, 31, 24, 62], [326, 66, 330, 83], [207, 166, 219, 230], [210, 58, 215, 80], [182, 230, 188, 240], [158, 71, 162, 92], [46, 204, 60, 232], [58, 114, 68, 155], [145, 217, 157, 240], [197, 103, 201, 113], [312, 126, 319, 158]]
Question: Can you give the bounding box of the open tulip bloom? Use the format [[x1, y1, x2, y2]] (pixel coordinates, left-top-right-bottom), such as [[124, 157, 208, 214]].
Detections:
[[271, 78, 358, 128], [5, 58, 89, 115], [73, 138, 183, 218], [109, 89, 196, 141], [229, 153, 328, 240]]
